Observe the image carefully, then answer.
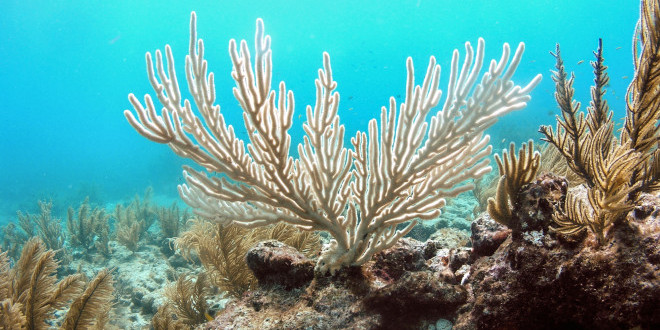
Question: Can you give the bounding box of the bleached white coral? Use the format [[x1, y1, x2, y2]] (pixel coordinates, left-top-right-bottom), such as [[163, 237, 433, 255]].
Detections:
[[124, 12, 541, 274]]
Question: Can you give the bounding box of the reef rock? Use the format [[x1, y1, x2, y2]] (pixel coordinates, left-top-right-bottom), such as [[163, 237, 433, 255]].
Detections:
[[204, 190, 659, 329], [470, 213, 510, 257], [205, 238, 470, 329], [455, 192, 660, 330], [246, 240, 315, 289]]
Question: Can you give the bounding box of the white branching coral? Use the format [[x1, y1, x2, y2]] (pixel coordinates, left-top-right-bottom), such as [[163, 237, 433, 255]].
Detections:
[[124, 12, 541, 274]]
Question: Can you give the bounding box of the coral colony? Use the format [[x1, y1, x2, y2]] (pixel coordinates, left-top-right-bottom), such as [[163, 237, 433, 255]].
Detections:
[[124, 12, 541, 275], [1, 1, 658, 328]]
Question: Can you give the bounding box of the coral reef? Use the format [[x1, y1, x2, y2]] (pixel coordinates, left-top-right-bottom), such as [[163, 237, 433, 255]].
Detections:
[[202, 179, 658, 329], [451, 2, 660, 329], [124, 12, 541, 274], [202, 2, 659, 329], [0, 189, 203, 328], [1, 1, 656, 329]]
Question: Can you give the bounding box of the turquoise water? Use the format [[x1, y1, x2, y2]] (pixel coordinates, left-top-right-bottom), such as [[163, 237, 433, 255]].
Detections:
[[0, 0, 638, 222]]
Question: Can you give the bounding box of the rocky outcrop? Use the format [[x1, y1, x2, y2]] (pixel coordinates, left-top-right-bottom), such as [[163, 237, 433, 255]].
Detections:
[[205, 234, 471, 330], [204, 187, 659, 330], [455, 192, 660, 330]]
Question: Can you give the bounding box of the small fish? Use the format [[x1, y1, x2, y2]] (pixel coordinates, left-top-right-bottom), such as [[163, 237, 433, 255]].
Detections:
[[348, 107, 354, 111], [616, 46, 622, 50], [577, 60, 584, 65], [108, 34, 121, 45], [622, 76, 629, 79]]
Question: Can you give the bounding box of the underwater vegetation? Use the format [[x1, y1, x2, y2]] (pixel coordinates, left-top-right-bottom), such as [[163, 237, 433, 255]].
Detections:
[[153, 222, 321, 327], [0, 0, 657, 329], [486, 140, 541, 235], [0, 188, 197, 328], [485, 0, 660, 247], [67, 198, 111, 258], [2, 201, 66, 263], [173, 221, 320, 298], [0, 238, 114, 329]]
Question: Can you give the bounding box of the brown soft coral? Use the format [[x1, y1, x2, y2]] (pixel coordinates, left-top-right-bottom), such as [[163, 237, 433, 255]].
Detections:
[[0, 238, 114, 329], [539, 0, 660, 245]]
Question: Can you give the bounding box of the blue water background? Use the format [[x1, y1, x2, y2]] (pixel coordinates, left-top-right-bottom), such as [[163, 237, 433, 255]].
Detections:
[[0, 0, 639, 222]]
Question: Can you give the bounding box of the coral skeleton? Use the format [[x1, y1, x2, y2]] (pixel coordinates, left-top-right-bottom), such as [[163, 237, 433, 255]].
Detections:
[[125, 12, 541, 274]]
